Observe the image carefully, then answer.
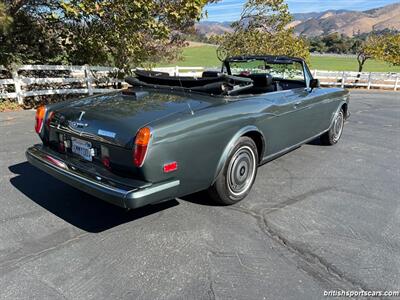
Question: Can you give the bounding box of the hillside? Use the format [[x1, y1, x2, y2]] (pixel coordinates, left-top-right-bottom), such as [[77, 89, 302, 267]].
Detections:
[[197, 3, 400, 37], [291, 3, 400, 37], [195, 21, 233, 37]]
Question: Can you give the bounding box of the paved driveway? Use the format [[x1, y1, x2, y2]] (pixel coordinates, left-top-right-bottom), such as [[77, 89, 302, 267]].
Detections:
[[0, 91, 399, 299]]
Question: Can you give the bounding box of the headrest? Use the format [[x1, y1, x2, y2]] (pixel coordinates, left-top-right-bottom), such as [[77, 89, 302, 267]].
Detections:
[[249, 73, 273, 87], [202, 71, 222, 78]]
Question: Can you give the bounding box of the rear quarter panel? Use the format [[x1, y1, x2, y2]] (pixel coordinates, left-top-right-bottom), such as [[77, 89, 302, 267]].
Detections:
[[142, 98, 272, 197]]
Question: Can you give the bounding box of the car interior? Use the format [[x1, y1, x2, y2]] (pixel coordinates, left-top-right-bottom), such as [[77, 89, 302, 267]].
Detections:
[[127, 57, 308, 96], [202, 71, 307, 94]]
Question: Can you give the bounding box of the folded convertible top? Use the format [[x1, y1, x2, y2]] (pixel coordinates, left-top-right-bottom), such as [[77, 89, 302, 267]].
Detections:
[[125, 70, 254, 96]]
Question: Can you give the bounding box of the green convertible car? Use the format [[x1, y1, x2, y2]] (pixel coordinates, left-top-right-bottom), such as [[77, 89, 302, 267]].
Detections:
[[26, 55, 350, 208]]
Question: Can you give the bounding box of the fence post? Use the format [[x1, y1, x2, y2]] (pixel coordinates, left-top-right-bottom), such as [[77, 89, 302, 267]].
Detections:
[[174, 66, 179, 76], [341, 71, 346, 88], [367, 72, 372, 90], [394, 75, 399, 91], [11, 68, 23, 105], [312, 69, 317, 77], [84, 65, 93, 95]]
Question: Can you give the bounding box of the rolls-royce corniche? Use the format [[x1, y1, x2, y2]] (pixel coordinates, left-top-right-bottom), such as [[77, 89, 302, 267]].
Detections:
[[26, 55, 350, 208]]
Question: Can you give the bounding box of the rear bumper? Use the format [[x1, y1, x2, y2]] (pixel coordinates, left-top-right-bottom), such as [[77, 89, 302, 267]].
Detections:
[[26, 145, 179, 209]]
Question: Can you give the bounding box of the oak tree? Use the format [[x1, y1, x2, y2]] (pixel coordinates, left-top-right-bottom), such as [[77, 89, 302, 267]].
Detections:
[[357, 33, 400, 73], [56, 0, 215, 73], [215, 0, 309, 62], [0, 0, 216, 72]]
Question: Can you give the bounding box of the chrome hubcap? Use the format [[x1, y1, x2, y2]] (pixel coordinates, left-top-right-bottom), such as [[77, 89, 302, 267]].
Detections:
[[227, 146, 256, 196], [332, 111, 344, 143]]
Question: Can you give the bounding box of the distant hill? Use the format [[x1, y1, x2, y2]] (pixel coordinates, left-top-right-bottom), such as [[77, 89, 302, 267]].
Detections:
[[195, 21, 233, 37], [290, 3, 400, 37], [292, 9, 351, 21], [197, 3, 400, 37]]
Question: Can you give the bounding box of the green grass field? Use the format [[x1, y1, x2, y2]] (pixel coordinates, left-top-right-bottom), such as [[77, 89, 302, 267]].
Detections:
[[158, 45, 400, 72], [310, 56, 400, 72]]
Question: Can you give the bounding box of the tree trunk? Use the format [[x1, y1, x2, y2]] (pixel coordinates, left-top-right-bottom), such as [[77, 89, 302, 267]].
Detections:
[[356, 53, 367, 84]]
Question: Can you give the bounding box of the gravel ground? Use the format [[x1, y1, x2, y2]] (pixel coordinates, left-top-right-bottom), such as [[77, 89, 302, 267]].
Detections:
[[0, 90, 399, 299]]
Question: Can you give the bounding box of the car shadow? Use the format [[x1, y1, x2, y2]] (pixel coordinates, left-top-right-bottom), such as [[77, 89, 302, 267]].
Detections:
[[307, 136, 322, 146], [179, 190, 221, 206], [8, 162, 179, 233]]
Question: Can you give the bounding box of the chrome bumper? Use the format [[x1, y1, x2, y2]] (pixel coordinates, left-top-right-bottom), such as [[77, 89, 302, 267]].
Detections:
[[26, 145, 179, 209]]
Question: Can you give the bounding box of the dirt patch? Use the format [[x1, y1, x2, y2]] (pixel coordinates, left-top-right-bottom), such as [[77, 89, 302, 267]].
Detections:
[[0, 101, 24, 112]]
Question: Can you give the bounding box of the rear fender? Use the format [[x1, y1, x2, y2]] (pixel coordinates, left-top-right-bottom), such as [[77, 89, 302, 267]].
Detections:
[[212, 125, 265, 184], [329, 100, 347, 129]]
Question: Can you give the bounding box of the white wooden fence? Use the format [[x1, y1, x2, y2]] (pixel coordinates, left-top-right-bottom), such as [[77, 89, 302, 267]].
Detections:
[[0, 65, 122, 104], [154, 67, 400, 91], [1, 65, 399, 105], [312, 70, 400, 90]]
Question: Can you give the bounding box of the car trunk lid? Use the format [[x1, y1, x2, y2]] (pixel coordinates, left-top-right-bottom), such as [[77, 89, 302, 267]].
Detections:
[[50, 90, 220, 148]]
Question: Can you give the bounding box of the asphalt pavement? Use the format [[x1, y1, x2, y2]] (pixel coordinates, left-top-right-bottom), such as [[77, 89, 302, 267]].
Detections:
[[0, 90, 399, 299]]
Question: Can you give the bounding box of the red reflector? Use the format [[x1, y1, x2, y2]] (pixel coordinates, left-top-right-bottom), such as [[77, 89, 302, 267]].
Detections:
[[163, 161, 178, 173], [102, 156, 111, 169]]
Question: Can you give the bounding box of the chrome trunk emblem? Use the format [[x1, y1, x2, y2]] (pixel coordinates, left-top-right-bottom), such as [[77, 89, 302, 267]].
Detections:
[[69, 121, 88, 128], [68, 111, 88, 128]]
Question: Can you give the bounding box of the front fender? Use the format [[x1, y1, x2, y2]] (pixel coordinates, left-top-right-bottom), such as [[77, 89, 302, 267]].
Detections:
[[212, 125, 265, 184]]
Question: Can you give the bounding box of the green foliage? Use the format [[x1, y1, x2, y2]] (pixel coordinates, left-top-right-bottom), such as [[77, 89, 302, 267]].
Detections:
[[306, 30, 400, 56], [306, 30, 400, 72], [379, 34, 400, 66], [0, 3, 69, 67], [0, 2, 13, 34], [308, 33, 357, 54], [49, 0, 214, 73], [0, 0, 215, 72], [216, 0, 310, 62], [357, 33, 400, 72]]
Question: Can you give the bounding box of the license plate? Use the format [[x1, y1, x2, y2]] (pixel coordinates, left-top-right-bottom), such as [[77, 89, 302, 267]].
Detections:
[[71, 137, 92, 161]]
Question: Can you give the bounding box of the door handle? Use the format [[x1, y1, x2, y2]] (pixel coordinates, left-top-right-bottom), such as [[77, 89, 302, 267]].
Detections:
[[294, 101, 301, 108]]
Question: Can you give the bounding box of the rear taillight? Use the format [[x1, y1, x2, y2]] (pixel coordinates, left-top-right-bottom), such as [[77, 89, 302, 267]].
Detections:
[[35, 105, 46, 134], [133, 127, 152, 167]]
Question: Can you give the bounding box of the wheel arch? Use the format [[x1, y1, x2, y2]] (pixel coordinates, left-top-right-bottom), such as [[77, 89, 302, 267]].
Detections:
[[212, 126, 265, 184], [328, 101, 347, 129], [341, 102, 348, 119]]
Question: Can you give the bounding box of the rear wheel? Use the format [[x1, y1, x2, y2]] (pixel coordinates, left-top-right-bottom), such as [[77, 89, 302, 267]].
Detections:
[[321, 108, 344, 145], [208, 137, 258, 205]]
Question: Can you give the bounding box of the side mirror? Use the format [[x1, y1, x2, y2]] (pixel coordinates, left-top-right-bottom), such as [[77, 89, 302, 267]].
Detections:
[[309, 79, 320, 89]]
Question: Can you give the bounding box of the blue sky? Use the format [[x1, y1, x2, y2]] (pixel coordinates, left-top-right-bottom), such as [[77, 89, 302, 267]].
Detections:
[[202, 0, 400, 22]]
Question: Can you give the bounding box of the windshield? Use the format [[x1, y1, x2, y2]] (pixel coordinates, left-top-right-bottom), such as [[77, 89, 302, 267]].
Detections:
[[226, 59, 305, 82]]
